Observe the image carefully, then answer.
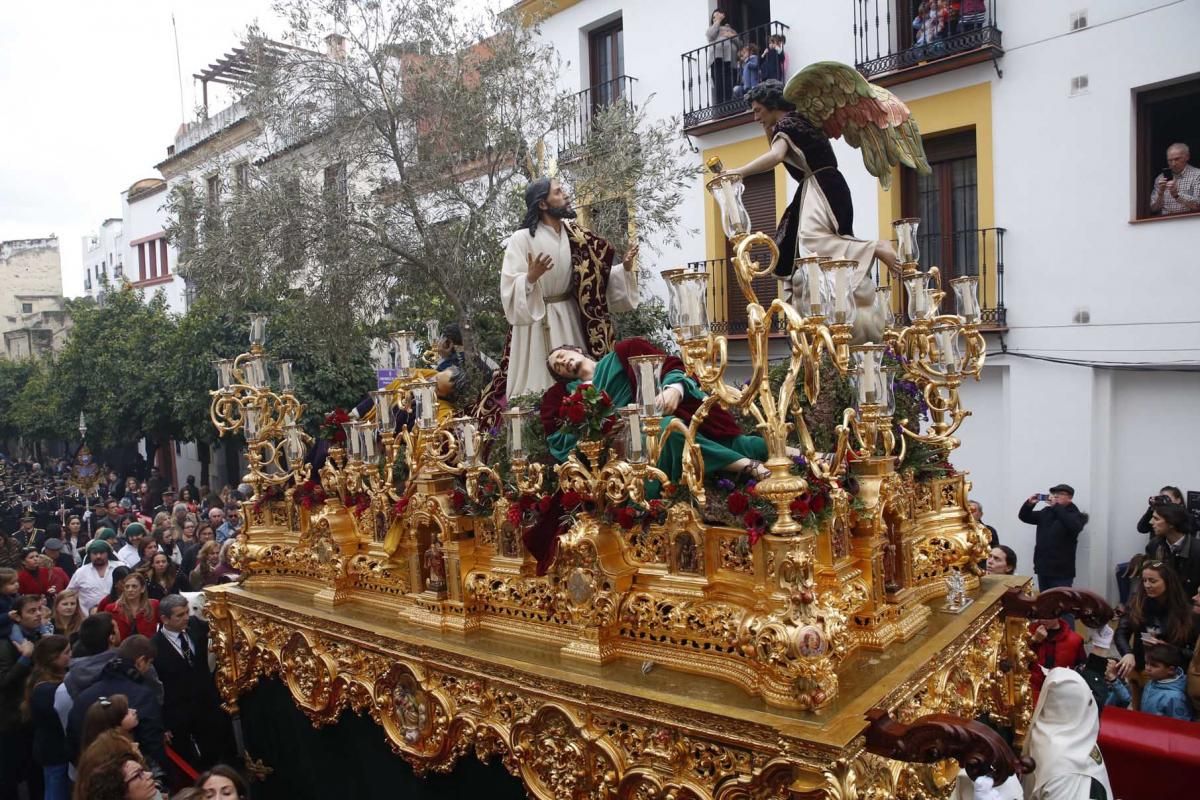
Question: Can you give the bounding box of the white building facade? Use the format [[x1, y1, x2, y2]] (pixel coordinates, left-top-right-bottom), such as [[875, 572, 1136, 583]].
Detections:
[[81, 219, 122, 300], [523, 0, 1200, 599]]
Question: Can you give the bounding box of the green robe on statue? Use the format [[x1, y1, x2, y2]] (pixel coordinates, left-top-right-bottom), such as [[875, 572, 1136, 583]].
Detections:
[[548, 352, 767, 489]]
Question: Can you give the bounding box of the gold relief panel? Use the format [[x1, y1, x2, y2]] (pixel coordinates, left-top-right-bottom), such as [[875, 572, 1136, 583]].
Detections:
[[510, 705, 620, 800]]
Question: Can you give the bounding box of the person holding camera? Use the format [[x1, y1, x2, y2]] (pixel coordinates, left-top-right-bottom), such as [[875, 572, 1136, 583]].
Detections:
[[1136, 485, 1190, 535], [1150, 143, 1200, 216], [1019, 484, 1088, 593], [1145, 502, 1200, 598]]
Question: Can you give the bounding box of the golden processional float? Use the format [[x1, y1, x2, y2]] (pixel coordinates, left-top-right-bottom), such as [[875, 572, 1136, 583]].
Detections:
[[203, 175, 1110, 799]]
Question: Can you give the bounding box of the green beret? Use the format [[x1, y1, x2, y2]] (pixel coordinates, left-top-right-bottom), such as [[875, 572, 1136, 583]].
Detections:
[[86, 539, 113, 556], [96, 528, 117, 541], [125, 522, 147, 539]]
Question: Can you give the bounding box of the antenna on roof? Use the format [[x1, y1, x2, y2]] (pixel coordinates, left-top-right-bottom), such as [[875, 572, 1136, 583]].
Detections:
[[172, 13, 186, 124]]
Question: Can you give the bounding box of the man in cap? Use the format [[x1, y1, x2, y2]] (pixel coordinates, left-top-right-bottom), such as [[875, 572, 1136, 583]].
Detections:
[[117, 522, 148, 568], [497, 177, 640, 398], [41, 538, 75, 577], [65, 539, 117, 614], [1019, 483, 1088, 593], [15, 512, 44, 551]]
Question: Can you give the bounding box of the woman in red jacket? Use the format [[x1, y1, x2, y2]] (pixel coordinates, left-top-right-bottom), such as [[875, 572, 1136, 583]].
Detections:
[[1029, 617, 1086, 697], [17, 548, 56, 598], [109, 571, 159, 641]]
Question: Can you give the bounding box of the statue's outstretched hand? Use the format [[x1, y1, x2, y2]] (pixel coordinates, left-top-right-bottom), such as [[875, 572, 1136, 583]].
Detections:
[[526, 252, 553, 284], [622, 243, 639, 271]]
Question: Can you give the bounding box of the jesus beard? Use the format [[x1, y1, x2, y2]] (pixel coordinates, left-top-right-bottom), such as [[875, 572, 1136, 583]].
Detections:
[[545, 203, 577, 220]]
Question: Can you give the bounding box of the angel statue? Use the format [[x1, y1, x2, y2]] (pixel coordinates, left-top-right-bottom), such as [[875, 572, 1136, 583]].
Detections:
[[723, 63, 930, 343]]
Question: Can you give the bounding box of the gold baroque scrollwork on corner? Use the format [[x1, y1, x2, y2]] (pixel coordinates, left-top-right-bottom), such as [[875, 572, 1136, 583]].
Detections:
[[511, 705, 620, 800], [279, 632, 338, 715]]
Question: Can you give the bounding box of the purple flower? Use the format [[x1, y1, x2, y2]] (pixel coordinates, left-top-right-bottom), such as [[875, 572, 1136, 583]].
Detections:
[[791, 454, 806, 467], [717, 478, 735, 491], [745, 480, 757, 492]]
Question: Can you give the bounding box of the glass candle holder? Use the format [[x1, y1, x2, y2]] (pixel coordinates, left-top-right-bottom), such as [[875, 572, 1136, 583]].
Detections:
[[793, 256, 828, 318], [904, 272, 930, 321], [874, 284, 896, 329], [892, 218, 920, 265], [212, 359, 235, 390], [359, 421, 378, 461], [389, 330, 416, 376], [371, 389, 395, 430], [342, 421, 360, 460], [620, 405, 646, 465], [284, 425, 305, 464], [424, 319, 440, 345], [821, 259, 858, 326], [629, 354, 665, 418], [248, 313, 268, 347], [503, 407, 530, 461], [244, 405, 262, 441], [950, 275, 981, 324], [664, 269, 709, 341], [924, 288, 942, 320], [705, 172, 751, 239], [851, 344, 888, 408], [413, 380, 438, 429], [455, 418, 479, 466], [932, 324, 963, 374], [276, 360, 294, 393]]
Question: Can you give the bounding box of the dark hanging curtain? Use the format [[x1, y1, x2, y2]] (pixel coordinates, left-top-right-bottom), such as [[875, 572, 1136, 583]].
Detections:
[[237, 678, 528, 800]]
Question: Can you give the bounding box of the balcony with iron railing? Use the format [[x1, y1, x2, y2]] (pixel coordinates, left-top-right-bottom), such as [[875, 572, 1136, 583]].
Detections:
[[681, 21, 789, 133], [555, 75, 637, 161], [692, 226, 1006, 335], [854, 0, 1003, 86]]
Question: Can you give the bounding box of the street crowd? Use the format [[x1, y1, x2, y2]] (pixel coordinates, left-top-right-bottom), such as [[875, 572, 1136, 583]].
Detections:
[[0, 458, 249, 800]]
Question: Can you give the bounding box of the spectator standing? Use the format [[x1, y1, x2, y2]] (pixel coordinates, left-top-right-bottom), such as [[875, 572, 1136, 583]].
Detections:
[[759, 34, 784, 82], [79, 693, 140, 754], [1136, 485, 1189, 534], [18, 546, 57, 598], [95, 499, 124, 535], [143, 553, 191, 601], [1107, 643, 1192, 720], [110, 572, 160, 642], [68, 635, 166, 769], [194, 764, 249, 799], [968, 500, 999, 547], [733, 43, 759, 99], [180, 524, 213, 578], [43, 537, 77, 578], [61, 516, 88, 571], [986, 545, 1017, 575], [154, 595, 236, 769], [1114, 561, 1194, 693], [50, 589, 86, 643], [118, 523, 150, 569], [960, 0, 987, 31], [1028, 618, 1086, 697], [1150, 142, 1200, 216], [66, 540, 119, 614], [705, 9, 738, 106], [189, 542, 221, 590], [0, 595, 46, 800], [1018, 484, 1087, 592], [1145, 502, 1200, 597], [209, 507, 234, 546], [77, 751, 159, 800], [24, 634, 71, 800]]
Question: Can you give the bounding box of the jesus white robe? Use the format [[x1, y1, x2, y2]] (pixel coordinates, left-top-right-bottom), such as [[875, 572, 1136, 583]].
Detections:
[[500, 222, 637, 397]]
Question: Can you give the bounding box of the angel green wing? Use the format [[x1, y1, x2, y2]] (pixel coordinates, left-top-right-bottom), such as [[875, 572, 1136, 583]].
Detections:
[[782, 61, 930, 189]]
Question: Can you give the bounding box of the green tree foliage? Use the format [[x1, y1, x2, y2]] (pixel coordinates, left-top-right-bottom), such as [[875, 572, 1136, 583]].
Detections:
[[0, 359, 36, 446], [165, 0, 691, 363]]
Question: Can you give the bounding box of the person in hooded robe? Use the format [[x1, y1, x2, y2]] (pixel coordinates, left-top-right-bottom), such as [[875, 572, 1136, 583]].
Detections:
[[497, 177, 639, 398], [1021, 667, 1113, 800]]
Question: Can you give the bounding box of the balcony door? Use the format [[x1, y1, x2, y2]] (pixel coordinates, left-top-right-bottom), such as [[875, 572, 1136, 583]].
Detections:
[[589, 20, 624, 106], [718, 0, 771, 34], [902, 130, 978, 308], [724, 171, 777, 332]]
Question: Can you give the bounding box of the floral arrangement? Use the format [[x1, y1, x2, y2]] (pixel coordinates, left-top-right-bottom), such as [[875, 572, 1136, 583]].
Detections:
[[448, 473, 502, 516], [251, 484, 283, 513], [604, 498, 669, 532], [557, 383, 617, 441], [320, 408, 351, 443], [292, 479, 327, 510]]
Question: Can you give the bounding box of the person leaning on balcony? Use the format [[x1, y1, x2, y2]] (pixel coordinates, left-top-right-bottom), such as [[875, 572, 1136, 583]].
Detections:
[[705, 9, 738, 106], [1150, 143, 1200, 216], [725, 80, 899, 342], [959, 0, 987, 32]]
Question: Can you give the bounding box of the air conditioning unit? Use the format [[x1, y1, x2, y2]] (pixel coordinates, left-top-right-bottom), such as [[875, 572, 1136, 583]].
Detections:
[[1070, 10, 1088, 31], [1069, 74, 1089, 96]]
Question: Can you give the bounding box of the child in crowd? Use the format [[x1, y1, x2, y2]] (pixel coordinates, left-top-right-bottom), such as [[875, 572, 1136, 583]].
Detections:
[[760, 35, 784, 82], [1106, 644, 1193, 720], [0, 567, 18, 641], [733, 44, 760, 99], [1029, 617, 1086, 698], [913, 2, 929, 46]]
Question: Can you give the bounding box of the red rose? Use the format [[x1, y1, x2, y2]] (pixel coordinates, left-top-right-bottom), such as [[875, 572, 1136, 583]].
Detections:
[[727, 491, 749, 515], [599, 390, 612, 408], [616, 506, 639, 530], [564, 403, 586, 424], [810, 493, 826, 513], [506, 505, 523, 526], [601, 416, 616, 434], [561, 490, 584, 509], [393, 497, 409, 516], [450, 489, 466, 510], [790, 496, 810, 516], [537, 495, 554, 514], [744, 509, 765, 530], [649, 500, 665, 514]]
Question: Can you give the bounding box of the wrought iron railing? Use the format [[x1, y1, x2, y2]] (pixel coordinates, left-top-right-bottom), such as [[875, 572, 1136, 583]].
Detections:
[[681, 21, 789, 130], [854, 0, 1001, 81], [556, 75, 637, 158], [881, 226, 1006, 327], [688, 257, 785, 335]]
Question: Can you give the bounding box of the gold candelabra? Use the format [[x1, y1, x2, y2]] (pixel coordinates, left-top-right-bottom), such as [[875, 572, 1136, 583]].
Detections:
[[210, 314, 311, 498]]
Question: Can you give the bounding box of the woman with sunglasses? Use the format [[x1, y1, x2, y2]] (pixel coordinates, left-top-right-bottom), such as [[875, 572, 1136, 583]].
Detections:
[[1114, 560, 1195, 683]]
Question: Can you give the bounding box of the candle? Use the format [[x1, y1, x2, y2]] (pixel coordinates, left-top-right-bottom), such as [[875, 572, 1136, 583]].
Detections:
[[628, 411, 642, 456], [510, 410, 523, 454], [861, 349, 878, 405], [398, 342, 410, 372], [834, 268, 848, 317], [807, 261, 822, 312], [638, 361, 655, 414], [462, 422, 476, 461]]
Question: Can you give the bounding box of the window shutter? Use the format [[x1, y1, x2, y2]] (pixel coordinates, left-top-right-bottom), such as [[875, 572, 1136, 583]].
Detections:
[[724, 171, 777, 331]]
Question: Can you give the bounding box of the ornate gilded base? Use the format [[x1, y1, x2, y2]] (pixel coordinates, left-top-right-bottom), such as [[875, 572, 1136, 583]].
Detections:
[[208, 575, 1032, 800]]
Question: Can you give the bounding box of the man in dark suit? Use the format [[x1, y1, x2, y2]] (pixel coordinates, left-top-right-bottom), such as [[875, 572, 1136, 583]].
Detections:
[[153, 595, 235, 770]]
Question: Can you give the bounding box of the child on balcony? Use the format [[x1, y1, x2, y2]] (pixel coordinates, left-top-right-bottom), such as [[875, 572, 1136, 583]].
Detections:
[[760, 35, 784, 82], [733, 44, 760, 100], [1106, 644, 1193, 721]]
